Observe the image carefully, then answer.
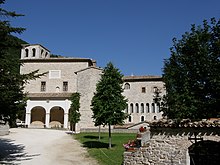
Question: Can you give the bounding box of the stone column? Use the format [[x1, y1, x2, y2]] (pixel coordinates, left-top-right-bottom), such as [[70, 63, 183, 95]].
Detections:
[[25, 112, 31, 127], [64, 113, 68, 129], [45, 113, 50, 128]]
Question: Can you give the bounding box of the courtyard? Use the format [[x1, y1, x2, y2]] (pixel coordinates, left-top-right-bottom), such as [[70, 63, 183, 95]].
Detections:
[[0, 128, 98, 165]]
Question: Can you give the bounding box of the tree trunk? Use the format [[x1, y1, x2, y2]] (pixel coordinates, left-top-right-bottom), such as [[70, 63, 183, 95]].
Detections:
[[98, 125, 101, 141], [108, 124, 111, 148]]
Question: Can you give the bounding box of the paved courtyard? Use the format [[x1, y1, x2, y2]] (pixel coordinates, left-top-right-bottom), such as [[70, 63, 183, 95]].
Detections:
[[0, 128, 98, 165]]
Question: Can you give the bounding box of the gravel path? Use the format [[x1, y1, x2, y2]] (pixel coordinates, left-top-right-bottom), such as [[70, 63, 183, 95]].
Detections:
[[0, 128, 98, 165]]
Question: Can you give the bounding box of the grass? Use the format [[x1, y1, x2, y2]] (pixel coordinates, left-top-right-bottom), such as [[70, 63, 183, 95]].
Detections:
[[74, 132, 136, 165]]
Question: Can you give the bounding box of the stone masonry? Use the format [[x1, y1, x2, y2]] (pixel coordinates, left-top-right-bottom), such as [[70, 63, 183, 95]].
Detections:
[[123, 126, 220, 165]]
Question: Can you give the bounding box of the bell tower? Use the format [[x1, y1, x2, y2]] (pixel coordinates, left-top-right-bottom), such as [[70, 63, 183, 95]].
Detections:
[[21, 44, 50, 59]]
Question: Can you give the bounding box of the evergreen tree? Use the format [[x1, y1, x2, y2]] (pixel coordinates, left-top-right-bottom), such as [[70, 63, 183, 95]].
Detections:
[[162, 18, 220, 120], [91, 62, 128, 148], [69, 93, 81, 132], [0, 0, 42, 126]]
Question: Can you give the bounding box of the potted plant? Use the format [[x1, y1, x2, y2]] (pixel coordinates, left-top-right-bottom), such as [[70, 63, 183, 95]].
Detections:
[[139, 126, 146, 132]]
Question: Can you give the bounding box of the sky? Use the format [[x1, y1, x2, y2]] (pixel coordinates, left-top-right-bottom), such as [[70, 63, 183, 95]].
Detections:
[[3, 0, 220, 76]]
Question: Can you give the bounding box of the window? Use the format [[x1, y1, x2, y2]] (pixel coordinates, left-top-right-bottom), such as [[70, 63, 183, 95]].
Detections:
[[141, 103, 144, 113], [32, 48, 36, 57], [130, 103, 134, 113], [157, 103, 160, 113], [49, 70, 61, 79], [152, 103, 155, 113], [146, 103, 150, 113], [153, 87, 158, 93], [142, 87, 146, 93], [141, 116, 145, 122], [56, 86, 60, 92], [128, 116, 132, 122], [41, 81, 46, 91], [25, 49, 29, 57], [125, 104, 128, 113], [136, 103, 139, 113], [63, 81, 68, 91], [124, 83, 130, 90]]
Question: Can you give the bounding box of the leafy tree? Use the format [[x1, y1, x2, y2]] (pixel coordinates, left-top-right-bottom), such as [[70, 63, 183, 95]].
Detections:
[[162, 18, 220, 120], [91, 62, 128, 148], [69, 93, 81, 132], [0, 0, 42, 126]]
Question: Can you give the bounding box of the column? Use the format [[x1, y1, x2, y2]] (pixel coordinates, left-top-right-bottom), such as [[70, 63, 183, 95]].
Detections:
[[25, 112, 31, 127], [45, 113, 50, 128], [64, 113, 68, 129]]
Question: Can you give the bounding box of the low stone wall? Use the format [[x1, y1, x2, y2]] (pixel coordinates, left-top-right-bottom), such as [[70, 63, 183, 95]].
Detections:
[[0, 124, 9, 136], [80, 128, 138, 133], [123, 127, 220, 165]]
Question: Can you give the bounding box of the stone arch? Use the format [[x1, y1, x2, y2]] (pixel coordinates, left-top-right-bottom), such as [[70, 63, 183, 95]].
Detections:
[[32, 48, 36, 57], [188, 140, 220, 165], [125, 104, 128, 113], [124, 83, 130, 89], [31, 106, 46, 127], [140, 116, 145, 122], [135, 103, 139, 113], [141, 103, 144, 113], [128, 116, 132, 122], [146, 103, 149, 113], [49, 106, 64, 128], [152, 103, 155, 113], [130, 103, 134, 113], [25, 49, 29, 57]]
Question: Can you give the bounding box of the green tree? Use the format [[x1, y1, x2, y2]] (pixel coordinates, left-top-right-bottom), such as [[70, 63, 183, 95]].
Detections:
[[91, 62, 128, 148], [162, 18, 220, 120], [0, 0, 42, 126], [69, 93, 81, 132]]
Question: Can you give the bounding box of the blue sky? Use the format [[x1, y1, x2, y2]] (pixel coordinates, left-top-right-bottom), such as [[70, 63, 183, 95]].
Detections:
[[3, 0, 220, 76]]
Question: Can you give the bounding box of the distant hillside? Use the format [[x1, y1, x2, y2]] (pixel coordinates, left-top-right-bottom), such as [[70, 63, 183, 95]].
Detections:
[[6, 35, 28, 73]]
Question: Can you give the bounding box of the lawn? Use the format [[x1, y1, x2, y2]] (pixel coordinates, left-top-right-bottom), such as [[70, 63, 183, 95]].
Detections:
[[74, 132, 136, 165]]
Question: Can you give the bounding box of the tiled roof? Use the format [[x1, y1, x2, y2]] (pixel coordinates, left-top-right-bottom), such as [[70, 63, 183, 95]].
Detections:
[[21, 58, 94, 66], [123, 75, 162, 81], [27, 93, 73, 99], [147, 118, 220, 128], [75, 66, 103, 73]]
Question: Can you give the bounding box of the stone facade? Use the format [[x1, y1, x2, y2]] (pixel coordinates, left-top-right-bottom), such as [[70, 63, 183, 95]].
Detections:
[[123, 127, 220, 165], [20, 44, 165, 131], [123, 76, 165, 124]]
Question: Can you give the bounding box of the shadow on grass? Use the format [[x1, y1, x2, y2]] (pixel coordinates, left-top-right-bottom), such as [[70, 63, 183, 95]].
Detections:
[[0, 138, 40, 164], [83, 141, 116, 149], [83, 135, 104, 140]]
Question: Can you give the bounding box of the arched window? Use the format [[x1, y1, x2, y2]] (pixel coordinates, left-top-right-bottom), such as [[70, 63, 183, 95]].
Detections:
[[128, 116, 132, 122], [135, 103, 139, 113], [153, 86, 158, 93], [125, 104, 128, 113], [141, 103, 144, 113], [141, 116, 145, 122], [130, 103, 134, 113], [32, 48, 36, 57], [146, 103, 149, 113], [153, 116, 157, 120], [152, 103, 155, 113], [25, 49, 29, 57], [157, 103, 160, 113], [124, 83, 130, 90]]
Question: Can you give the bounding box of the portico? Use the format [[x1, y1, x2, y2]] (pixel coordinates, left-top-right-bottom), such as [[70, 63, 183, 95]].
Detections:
[[25, 94, 71, 129]]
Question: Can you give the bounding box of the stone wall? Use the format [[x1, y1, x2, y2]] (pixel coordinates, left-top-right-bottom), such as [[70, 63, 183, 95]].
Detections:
[[0, 124, 9, 136], [123, 127, 220, 165], [123, 78, 165, 124], [76, 67, 102, 131]]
